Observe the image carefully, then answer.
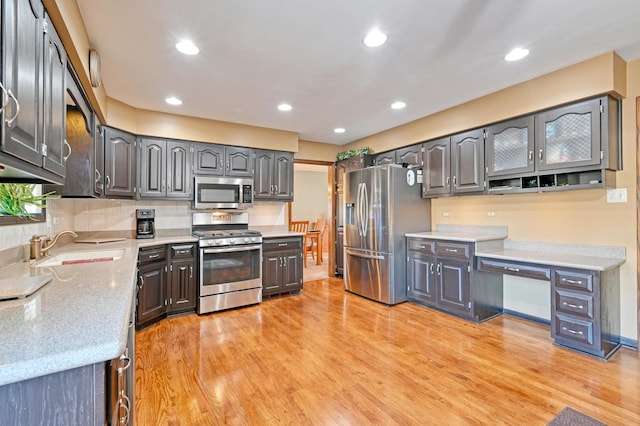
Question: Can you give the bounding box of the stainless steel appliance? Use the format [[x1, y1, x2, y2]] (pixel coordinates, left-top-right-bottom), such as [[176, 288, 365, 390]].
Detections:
[[344, 164, 431, 305], [194, 176, 254, 210], [192, 211, 262, 314], [136, 208, 155, 239]]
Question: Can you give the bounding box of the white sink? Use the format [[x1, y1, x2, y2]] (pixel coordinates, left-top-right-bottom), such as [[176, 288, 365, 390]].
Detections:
[[35, 249, 125, 267]]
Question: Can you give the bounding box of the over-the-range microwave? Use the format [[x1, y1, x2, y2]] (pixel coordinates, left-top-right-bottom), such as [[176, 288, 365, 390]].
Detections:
[[193, 176, 253, 209]]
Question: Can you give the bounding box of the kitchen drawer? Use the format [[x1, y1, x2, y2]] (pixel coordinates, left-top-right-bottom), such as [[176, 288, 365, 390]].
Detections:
[[407, 238, 435, 255], [553, 314, 595, 347], [263, 237, 302, 252], [476, 258, 551, 281], [138, 246, 166, 264], [554, 290, 594, 320], [436, 242, 470, 260], [554, 270, 593, 292], [171, 244, 194, 259]]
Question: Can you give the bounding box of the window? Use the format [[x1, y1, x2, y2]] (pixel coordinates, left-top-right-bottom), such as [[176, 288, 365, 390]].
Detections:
[[0, 184, 48, 226]]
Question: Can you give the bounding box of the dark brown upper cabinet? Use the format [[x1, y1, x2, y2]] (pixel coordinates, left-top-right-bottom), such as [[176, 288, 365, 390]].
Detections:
[[375, 145, 423, 168], [103, 126, 136, 198], [138, 137, 192, 200], [486, 116, 535, 178], [0, 0, 67, 184], [422, 129, 485, 198], [254, 149, 294, 201], [192, 143, 253, 177]]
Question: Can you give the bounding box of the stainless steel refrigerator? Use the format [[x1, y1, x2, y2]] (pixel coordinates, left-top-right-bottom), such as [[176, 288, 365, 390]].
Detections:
[[344, 164, 431, 305]]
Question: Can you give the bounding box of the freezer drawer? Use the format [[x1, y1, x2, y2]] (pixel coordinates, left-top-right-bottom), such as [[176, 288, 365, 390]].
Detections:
[[344, 248, 393, 304]]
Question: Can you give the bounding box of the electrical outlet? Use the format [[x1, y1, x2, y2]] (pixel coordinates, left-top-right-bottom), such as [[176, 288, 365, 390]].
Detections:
[[606, 188, 627, 203], [487, 211, 496, 217], [442, 211, 450, 217]]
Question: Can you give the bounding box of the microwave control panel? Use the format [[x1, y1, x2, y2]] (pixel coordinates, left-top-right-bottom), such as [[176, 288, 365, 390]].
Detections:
[[242, 184, 253, 203]]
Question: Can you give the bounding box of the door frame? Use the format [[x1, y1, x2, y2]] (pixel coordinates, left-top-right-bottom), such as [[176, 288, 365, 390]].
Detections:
[[636, 97, 639, 346]]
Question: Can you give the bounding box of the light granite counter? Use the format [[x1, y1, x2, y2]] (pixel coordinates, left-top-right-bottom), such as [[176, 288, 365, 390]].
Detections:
[[252, 226, 305, 238], [476, 240, 626, 271], [405, 231, 507, 243], [0, 234, 196, 387]]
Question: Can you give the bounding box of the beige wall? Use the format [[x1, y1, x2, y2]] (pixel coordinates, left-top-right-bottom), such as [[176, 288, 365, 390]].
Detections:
[[296, 140, 340, 162], [340, 54, 639, 342], [291, 169, 331, 222]]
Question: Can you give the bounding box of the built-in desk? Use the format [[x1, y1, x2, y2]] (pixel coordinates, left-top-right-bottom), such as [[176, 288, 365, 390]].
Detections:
[[476, 241, 625, 360]]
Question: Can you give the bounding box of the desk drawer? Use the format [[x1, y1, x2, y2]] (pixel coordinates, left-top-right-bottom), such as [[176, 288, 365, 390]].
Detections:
[[554, 270, 593, 292], [407, 238, 435, 255], [553, 314, 595, 347], [138, 246, 166, 264], [171, 244, 194, 259], [436, 242, 470, 260], [476, 258, 550, 281], [554, 290, 594, 320]]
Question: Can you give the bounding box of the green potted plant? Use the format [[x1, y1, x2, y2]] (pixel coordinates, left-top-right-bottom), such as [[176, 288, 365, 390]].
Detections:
[[336, 146, 372, 161], [0, 183, 59, 219]]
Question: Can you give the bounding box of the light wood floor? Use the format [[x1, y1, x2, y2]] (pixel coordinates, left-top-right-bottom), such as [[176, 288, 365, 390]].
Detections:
[[135, 278, 640, 425]]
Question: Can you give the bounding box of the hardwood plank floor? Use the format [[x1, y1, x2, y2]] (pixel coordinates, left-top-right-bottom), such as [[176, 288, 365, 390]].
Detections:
[[135, 279, 640, 425]]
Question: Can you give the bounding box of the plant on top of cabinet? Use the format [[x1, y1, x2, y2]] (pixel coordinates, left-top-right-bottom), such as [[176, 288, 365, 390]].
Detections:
[[486, 95, 620, 194]]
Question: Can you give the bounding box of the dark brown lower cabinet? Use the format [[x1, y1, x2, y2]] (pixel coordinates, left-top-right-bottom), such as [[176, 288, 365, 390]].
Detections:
[[262, 237, 303, 297], [168, 244, 196, 313], [136, 245, 167, 328], [407, 237, 503, 322]]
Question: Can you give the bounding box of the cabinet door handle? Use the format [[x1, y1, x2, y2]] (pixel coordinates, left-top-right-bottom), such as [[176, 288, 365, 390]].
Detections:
[[118, 354, 131, 373], [5, 89, 20, 127], [538, 149, 543, 161], [106, 175, 111, 188], [436, 263, 441, 275], [95, 168, 102, 186], [63, 139, 72, 161], [189, 266, 193, 278], [452, 175, 457, 187], [562, 302, 584, 310], [505, 267, 520, 272], [528, 151, 533, 162], [274, 185, 278, 193], [138, 275, 144, 289], [430, 263, 434, 274], [446, 176, 450, 187], [561, 278, 583, 285], [562, 326, 584, 336]]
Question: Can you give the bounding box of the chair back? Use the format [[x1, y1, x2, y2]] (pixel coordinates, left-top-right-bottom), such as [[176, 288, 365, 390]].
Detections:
[[314, 218, 328, 235], [289, 220, 309, 233]]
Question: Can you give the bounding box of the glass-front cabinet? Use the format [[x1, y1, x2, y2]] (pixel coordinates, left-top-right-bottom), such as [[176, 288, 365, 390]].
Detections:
[[536, 98, 601, 171], [486, 116, 534, 177]]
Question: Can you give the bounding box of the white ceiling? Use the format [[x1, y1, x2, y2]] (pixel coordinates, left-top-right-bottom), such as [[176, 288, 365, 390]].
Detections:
[[76, 0, 640, 145]]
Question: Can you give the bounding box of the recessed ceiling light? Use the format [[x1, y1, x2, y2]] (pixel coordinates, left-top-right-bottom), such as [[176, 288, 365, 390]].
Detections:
[[363, 28, 387, 47], [176, 40, 199, 55], [391, 101, 406, 110], [504, 47, 529, 62], [165, 96, 182, 105], [334, 128, 346, 134], [277, 103, 292, 111]]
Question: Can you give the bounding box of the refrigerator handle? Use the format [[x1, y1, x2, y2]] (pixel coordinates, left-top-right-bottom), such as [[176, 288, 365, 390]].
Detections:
[[361, 183, 368, 237], [357, 183, 365, 237], [355, 183, 360, 236], [345, 248, 385, 260]]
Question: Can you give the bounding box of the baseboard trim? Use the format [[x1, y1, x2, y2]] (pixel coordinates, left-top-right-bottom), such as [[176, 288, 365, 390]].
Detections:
[[620, 336, 638, 350], [503, 309, 550, 326]]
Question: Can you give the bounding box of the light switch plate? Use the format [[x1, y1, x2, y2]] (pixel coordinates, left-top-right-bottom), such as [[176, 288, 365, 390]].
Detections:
[[606, 188, 627, 203]]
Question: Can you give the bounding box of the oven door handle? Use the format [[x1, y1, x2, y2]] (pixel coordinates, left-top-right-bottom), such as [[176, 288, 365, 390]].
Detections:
[[202, 244, 262, 254]]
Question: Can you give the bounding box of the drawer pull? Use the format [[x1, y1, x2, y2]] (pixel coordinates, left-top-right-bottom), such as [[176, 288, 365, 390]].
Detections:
[[278, 243, 288, 247], [505, 267, 520, 272], [562, 302, 584, 309], [148, 253, 160, 259], [418, 245, 426, 249], [562, 327, 584, 336], [561, 278, 583, 285], [445, 248, 458, 253]]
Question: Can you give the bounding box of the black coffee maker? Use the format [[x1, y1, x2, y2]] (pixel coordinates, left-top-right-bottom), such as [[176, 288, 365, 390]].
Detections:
[[136, 209, 155, 239]]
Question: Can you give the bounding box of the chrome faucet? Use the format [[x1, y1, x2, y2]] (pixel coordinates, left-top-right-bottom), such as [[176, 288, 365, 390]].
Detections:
[[30, 230, 78, 260]]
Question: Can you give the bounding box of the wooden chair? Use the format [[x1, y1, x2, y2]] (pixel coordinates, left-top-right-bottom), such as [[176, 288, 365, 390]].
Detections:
[[307, 219, 328, 264], [289, 221, 310, 267]]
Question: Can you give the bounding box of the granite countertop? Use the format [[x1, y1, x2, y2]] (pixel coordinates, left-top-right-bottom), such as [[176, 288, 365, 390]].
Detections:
[[405, 231, 508, 242], [476, 241, 626, 271], [0, 233, 196, 387], [252, 226, 305, 238]]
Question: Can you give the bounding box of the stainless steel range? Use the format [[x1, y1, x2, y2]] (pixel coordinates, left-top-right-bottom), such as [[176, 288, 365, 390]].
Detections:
[[192, 211, 262, 314]]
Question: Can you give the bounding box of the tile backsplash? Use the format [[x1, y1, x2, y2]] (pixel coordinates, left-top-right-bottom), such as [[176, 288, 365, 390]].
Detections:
[[0, 199, 285, 251]]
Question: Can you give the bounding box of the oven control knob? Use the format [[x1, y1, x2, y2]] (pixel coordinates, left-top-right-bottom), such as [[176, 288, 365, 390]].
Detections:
[[244, 238, 250, 243]]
